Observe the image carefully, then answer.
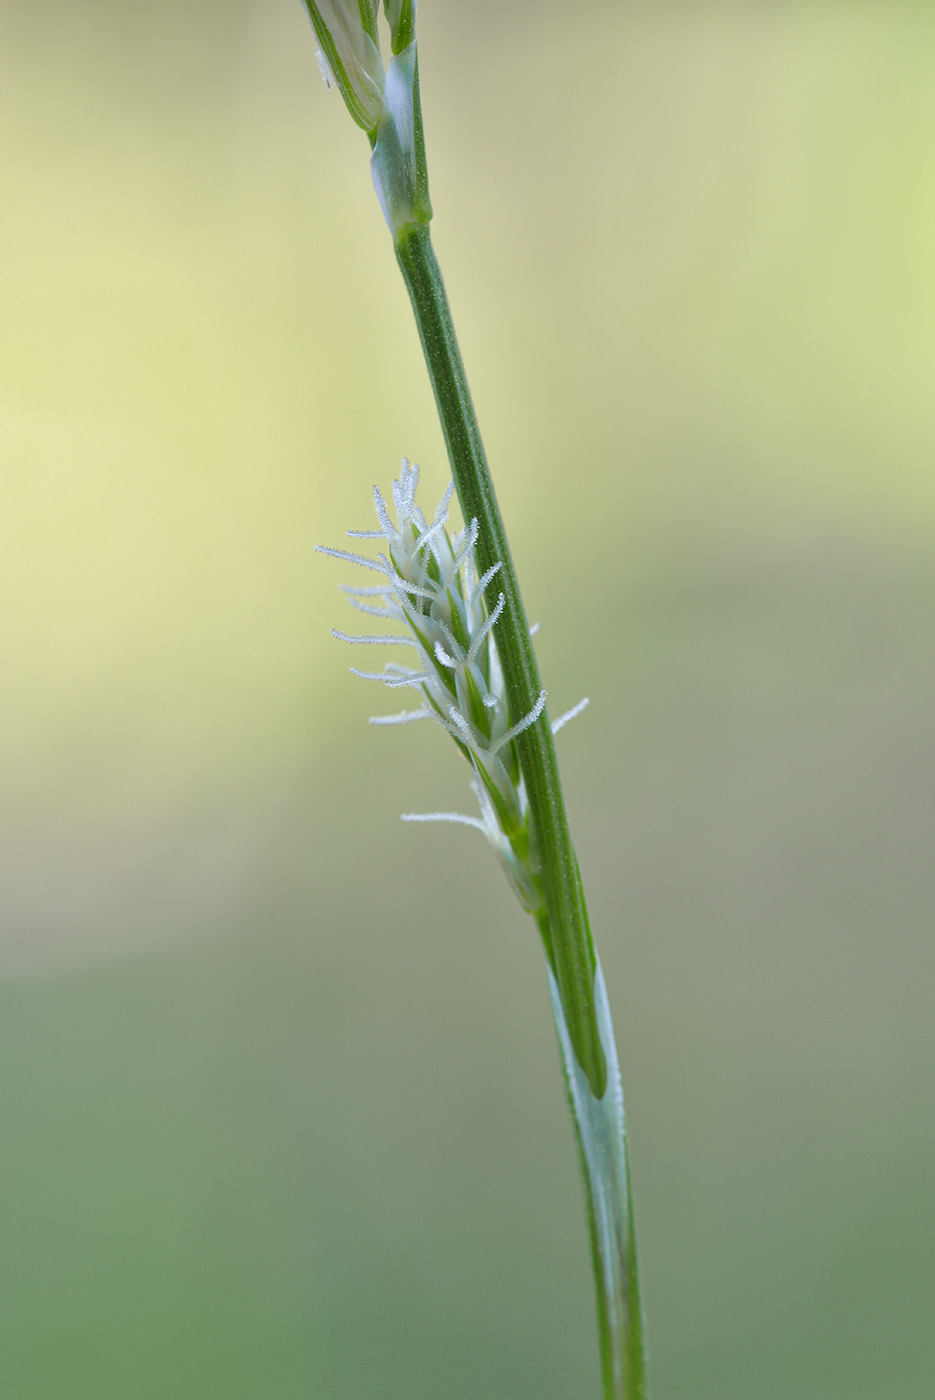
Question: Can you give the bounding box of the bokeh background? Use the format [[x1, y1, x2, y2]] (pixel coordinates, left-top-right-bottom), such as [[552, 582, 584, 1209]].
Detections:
[[2, 1, 934, 1396]]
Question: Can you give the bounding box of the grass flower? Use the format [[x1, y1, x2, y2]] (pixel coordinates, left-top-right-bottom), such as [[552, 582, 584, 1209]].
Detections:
[[319, 460, 591, 916]]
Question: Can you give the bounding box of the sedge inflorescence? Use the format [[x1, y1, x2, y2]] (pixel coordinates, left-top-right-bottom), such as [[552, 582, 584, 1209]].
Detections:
[[319, 460, 588, 915]]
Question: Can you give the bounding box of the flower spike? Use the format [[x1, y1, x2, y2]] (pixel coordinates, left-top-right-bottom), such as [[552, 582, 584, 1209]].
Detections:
[[319, 460, 570, 915]]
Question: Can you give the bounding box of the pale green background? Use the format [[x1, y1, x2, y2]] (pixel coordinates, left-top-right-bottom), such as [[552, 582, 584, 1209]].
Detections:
[[2, 1, 934, 1396]]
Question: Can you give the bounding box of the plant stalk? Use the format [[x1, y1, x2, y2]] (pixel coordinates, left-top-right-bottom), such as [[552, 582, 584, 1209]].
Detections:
[[394, 223, 649, 1400], [395, 225, 604, 1088]]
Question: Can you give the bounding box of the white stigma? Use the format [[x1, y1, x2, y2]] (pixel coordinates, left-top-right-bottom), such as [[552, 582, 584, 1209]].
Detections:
[[320, 458, 584, 918]]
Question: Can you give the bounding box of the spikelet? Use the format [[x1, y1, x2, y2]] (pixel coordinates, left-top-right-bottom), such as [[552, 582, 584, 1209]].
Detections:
[[319, 460, 587, 914]]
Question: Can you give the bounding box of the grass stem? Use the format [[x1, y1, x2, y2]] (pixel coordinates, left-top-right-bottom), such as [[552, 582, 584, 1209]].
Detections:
[[395, 223, 649, 1399]]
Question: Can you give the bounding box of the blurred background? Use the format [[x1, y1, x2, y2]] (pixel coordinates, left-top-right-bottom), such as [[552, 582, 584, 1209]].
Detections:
[[2, 0, 934, 1395]]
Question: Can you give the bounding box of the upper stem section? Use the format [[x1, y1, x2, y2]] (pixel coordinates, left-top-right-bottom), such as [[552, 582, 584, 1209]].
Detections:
[[395, 225, 607, 1099], [303, 0, 606, 1098], [302, 0, 431, 237], [370, 42, 431, 237]]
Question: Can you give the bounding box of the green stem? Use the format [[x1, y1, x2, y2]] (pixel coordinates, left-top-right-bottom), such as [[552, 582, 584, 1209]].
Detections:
[[548, 950, 650, 1400], [395, 224, 605, 1091], [395, 223, 649, 1399]]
